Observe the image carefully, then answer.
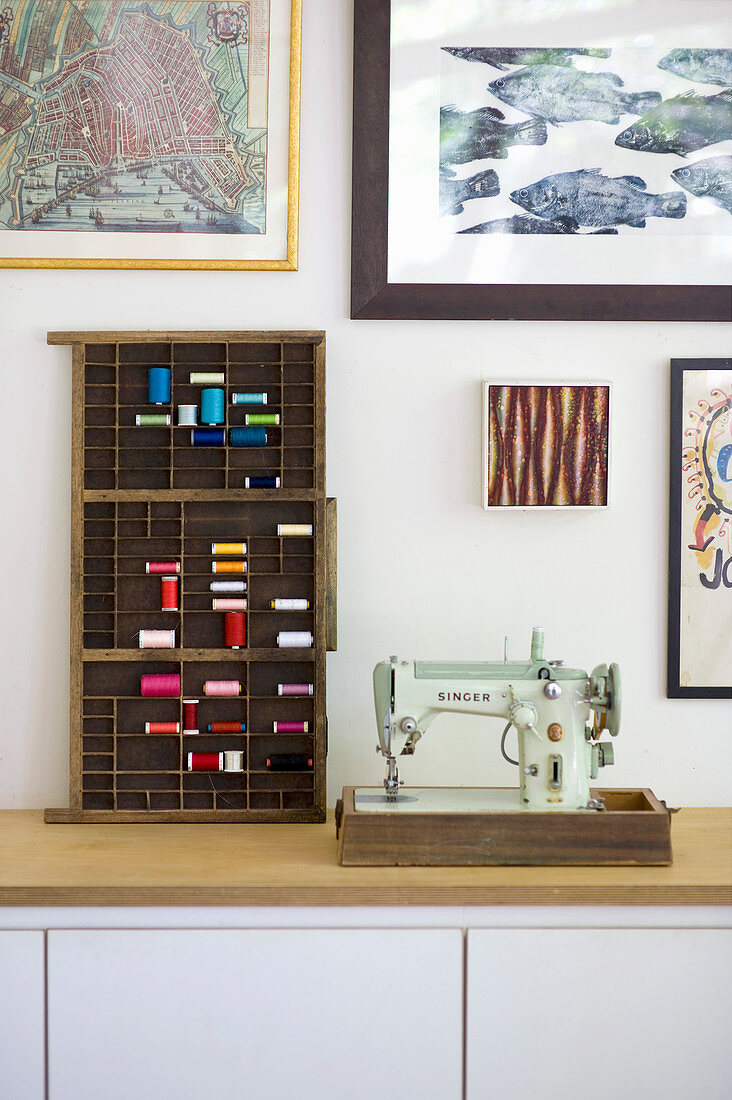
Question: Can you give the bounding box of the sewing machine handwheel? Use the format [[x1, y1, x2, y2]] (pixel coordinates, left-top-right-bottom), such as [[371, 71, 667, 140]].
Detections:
[[607, 662, 621, 736]]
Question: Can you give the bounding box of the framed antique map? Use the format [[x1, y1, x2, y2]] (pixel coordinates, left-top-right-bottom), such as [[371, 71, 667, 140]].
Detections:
[[668, 358, 732, 698], [0, 0, 300, 268]]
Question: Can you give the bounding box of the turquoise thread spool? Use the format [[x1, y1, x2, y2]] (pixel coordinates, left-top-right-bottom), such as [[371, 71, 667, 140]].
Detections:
[[200, 388, 225, 425], [232, 392, 267, 405], [230, 426, 267, 447], [148, 367, 171, 404]]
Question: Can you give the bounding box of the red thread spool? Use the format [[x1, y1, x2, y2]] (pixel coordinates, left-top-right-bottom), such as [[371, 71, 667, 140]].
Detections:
[[161, 575, 179, 611], [207, 721, 246, 733], [183, 699, 199, 734], [145, 721, 180, 734], [224, 612, 247, 648], [140, 674, 180, 697], [188, 752, 223, 772]]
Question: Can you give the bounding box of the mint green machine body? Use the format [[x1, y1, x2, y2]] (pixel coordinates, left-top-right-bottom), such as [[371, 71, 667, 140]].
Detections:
[[372, 629, 620, 811]]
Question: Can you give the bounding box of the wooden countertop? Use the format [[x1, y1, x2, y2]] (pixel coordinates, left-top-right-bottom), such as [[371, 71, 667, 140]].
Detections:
[[0, 809, 730, 907]]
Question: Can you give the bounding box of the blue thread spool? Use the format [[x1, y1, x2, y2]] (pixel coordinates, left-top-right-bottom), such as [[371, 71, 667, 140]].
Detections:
[[232, 392, 267, 405], [230, 426, 267, 447], [200, 388, 225, 425], [191, 427, 225, 446], [244, 476, 281, 489], [148, 367, 171, 405]]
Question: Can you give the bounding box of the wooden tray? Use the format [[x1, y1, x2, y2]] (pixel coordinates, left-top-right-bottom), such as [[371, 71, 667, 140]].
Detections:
[[336, 787, 673, 866]]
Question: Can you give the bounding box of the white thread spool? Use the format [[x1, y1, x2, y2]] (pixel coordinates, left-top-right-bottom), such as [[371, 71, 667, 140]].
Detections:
[[277, 631, 314, 648], [277, 524, 313, 536], [210, 580, 247, 592], [223, 751, 245, 773], [189, 372, 224, 384], [270, 598, 310, 611], [139, 629, 176, 649], [177, 404, 198, 425]]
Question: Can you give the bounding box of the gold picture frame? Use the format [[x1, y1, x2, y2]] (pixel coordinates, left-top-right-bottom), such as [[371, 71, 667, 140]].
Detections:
[[0, 0, 301, 270]]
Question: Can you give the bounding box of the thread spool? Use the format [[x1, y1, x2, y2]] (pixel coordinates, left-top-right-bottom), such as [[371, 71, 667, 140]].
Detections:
[[273, 721, 309, 733], [207, 721, 246, 733], [211, 542, 247, 555], [210, 579, 247, 593], [245, 413, 280, 426], [188, 752, 223, 771], [223, 751, 245, 772], [148, 367, 171, 404], [191, 427, 225, 446], [183, 699, 199, 734], [136, 413, 171, 427], [270, 598, 310, 611], [200, 388, 225, 425], [212, 561, 247, 574], [244, 476, 280, 489], [224, 612, 247, 648], [212, 598, 247, 611], [203, 680, 241, 696], [277, 632, 313, 648], [161, 575, 179, 611], [145, 721, 180, 734], [139, 629, 176, 649], [277, 524, 312, 537], [230, 426, 267, 447], [141, 673, 180, 697], [146, 561, 180, 574], [189, 372, 225, 384], [266, 754, 313, 772], [177, 404, 198, 426], [232, 392, 267, 405], [278, 683, 314, 696]]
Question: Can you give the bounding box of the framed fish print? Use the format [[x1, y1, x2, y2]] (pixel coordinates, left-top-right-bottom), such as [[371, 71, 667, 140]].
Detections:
[[352, 0, 732, 319], [0, 0, 301, 269], [482, 382, 610, 509], [668, 359, 732, 699]]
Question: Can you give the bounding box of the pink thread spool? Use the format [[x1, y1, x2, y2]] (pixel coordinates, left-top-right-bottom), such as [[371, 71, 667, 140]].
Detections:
[[140, 674, 180, 698], [273, 721, 309, 733], [146, 561, 180, 574], [139, 629, 175, 649], [203, 680, 241, 697], [278, 683, 314, 696], [212, 598, 247, 611]]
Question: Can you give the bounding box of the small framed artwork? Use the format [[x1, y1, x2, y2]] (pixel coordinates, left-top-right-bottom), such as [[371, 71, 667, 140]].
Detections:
[[0, 0, 301, 270], [482, 383, 610, 510], [668, 359, 732, 698], [352, 0, 732, 320]]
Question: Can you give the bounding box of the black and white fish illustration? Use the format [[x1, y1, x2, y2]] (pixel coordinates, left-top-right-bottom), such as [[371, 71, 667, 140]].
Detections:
[[442, 46, 611, 71], [459, 215, 617, 234], [487, 64, 662, 124], [509, 169, 687, 228], [615, 90, 732, 156], [440, 105, 547, 163], [440, 167, 499, 215], [658, 48, 732, 87], [671, 156, 732, 214]]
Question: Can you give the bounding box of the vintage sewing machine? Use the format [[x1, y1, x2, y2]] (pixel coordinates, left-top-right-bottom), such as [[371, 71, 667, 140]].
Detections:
[[374, 627, 620, 811], [336, 629, 672, 866]]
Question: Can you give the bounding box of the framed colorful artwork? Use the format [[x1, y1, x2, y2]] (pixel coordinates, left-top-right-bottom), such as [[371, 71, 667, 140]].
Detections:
[[668, 359, 732, 698], [351, 0, 732, 320], [482, 382, 610, 510], [0, 0, 301, 269]]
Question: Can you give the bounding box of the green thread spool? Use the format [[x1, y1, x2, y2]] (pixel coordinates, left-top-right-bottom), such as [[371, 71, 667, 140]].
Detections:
[[136, 413, 171, 426], [244, 413, 280, 426]]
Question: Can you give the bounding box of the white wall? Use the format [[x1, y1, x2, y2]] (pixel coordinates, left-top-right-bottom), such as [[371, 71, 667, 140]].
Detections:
[[0, 1, 729, 810]]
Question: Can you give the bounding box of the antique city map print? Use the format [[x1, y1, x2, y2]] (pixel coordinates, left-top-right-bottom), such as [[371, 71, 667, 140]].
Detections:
[[0, 1, 269, 235]]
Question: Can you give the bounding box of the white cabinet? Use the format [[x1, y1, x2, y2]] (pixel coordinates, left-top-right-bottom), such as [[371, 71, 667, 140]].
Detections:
[[48, 928, 463, 1100], [0, 931, 45, 1100], [466, 928, 732, 1100]]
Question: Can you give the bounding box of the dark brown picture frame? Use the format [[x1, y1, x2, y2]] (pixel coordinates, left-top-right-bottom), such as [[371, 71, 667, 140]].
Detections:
[[351, 0, 732, 322], [667, 358, 732, 699]]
